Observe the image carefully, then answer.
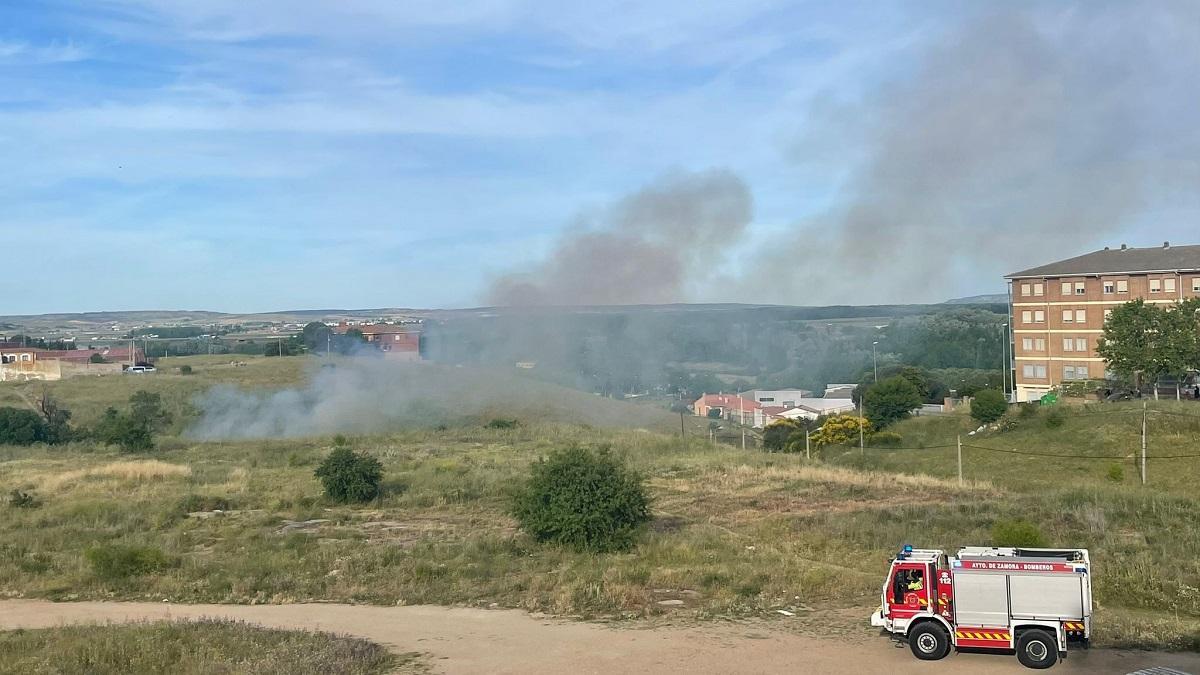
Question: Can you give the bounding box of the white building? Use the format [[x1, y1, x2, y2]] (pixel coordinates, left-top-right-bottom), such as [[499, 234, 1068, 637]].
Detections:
[[740, 389, 812, 408], [776, 398, 858, 421]]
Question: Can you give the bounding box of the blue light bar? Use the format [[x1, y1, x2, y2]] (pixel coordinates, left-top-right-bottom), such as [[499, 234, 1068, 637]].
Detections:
[[903, 544, 913, 553]]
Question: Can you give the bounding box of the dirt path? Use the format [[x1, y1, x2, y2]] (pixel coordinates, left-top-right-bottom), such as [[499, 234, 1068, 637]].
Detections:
[[1, 600, 1196, 675]]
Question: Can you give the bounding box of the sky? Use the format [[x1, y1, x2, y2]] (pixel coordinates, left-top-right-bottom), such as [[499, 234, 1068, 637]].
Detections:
[[2, 1, 1197, 314]]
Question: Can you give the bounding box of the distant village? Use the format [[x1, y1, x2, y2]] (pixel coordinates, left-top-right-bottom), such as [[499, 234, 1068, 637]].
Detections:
[[691, 386, 857, 429], [0, 320, 422, 382]]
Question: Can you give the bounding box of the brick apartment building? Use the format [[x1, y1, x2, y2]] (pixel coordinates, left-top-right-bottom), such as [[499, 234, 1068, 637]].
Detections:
[[1006, 243, 1200, 402], [333, 322, 421, 361]]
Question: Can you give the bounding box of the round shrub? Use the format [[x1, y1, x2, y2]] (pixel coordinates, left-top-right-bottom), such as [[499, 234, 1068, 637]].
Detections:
[[85, 544, 171, 580], [513, 446, 650, 552], [991, 518, 1047, 548], [1044, 407, 1066, 429], [314, 447, 383, 503], [867, 431, 903, 448], [0, 407, 48, 445], [970, 389, 1008, 424]]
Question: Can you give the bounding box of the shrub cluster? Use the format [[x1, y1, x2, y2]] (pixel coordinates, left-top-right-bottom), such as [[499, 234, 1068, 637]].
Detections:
[[991, 519, 1046, 548], [84, 544, 172, 580], [512, 446, 650, 552], [314, 447, 383, 503], [970, 389, 1008, 424]]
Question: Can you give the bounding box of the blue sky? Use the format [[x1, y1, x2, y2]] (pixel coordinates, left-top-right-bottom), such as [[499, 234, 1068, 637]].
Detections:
[[2, 1, 1197, 314]]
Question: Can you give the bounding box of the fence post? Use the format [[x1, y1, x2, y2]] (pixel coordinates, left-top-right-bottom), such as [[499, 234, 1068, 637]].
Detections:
[[805, 428, 811, 461], [858, 400, 865, 455], [1142, 401, 1148, 485], [957, 435, 963, 487], [742, 427, 746, 451]]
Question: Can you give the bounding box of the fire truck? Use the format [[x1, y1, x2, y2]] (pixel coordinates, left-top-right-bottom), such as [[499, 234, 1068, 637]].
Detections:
[[870, 545, 1091, 669]]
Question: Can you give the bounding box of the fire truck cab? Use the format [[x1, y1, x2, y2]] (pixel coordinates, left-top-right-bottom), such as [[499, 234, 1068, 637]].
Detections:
[[871, 545, 1091, 669]]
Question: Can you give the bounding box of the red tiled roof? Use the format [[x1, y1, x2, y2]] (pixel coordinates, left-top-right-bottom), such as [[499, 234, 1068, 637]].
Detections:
[[695, 394, 759, 412]]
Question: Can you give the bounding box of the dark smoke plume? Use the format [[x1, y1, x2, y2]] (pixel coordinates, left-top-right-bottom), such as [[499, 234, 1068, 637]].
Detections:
[[488, 169, 752, 306]]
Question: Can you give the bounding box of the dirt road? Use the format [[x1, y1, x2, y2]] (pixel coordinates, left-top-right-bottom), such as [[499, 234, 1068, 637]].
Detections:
[[0, 600, 1195, 674]]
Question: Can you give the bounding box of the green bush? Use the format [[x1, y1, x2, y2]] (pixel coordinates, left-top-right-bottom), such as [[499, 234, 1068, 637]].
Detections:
[[762, 419, 803, 452], [867, 431, 903, 448], [314, 447, 383, 503], [485, 418, 519, 429], [1044, 407, 1066, 428], [1017, 402, 1039, 418], [1106, 463, 1125, 482], [991, 519, 1047, 547], [970, 389, 1008, 424], [512, 446, 651, 552], [0, 407, 47, 445], [129, 390, 172, 432], [8, 489, 41, 509], [84, 544, 171, 580], [94, 408, 155, 453], [179, 364, 193, 375]]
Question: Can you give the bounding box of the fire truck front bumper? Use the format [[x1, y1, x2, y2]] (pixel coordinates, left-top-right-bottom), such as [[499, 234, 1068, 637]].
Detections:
[[870, 607, 887, 628]]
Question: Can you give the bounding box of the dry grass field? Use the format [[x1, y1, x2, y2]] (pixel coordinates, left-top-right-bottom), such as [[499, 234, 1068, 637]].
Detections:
[[0, 355, 1198, 653]]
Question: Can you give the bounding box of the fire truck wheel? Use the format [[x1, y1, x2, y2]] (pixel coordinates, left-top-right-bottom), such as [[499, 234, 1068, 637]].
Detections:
[[908, 623, 950, 661], [1016, 629, 1058, 669]]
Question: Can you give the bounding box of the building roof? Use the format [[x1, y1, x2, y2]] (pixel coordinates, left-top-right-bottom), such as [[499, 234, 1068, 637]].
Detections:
[[334, 323, 416, 336], [1007, 243, 1200, 279], [695, 393, 759, 412], [793, 398, 857, 413]]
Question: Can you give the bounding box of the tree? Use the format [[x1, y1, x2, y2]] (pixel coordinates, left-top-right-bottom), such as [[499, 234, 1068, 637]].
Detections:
[[301, 321, 334, 353], [810, 414, 872, 447], [129, 390, 172, 433], [94, 408, 154, 453], [314, 447, 384, 503], [512, 446, 650, 552], [970, 388, 1008, 424], [36, 392, 72, 444], [1097, 299, 1160, 388], [1154, 299, 1200, 399], [88, 353, 107, 364], [862, 375, 923, 428], [0, 407, 47, 445]]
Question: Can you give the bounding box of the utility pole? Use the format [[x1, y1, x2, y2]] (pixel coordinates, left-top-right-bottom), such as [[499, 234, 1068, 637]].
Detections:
[[805, 428, 810, 460], [679, 409, 686, 448], [741, 427, 746, 451], [1000, 323, 1008, 401], [1141, 401, 1148, 485], [957, 435, 963, 487]]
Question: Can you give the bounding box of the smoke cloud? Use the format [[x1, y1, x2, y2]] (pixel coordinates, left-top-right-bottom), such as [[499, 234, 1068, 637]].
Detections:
[[487, 3, 1200, 307], [185, 358, 675, 439], [488, 169, 752, 306], [743, 3, 1200, 304]]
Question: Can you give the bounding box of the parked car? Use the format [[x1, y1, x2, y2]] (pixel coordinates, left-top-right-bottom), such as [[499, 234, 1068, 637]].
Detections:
[[124, 365, 157, 374]]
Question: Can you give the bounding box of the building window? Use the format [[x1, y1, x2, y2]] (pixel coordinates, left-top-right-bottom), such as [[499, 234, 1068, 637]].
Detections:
[[1165, 278, 1176, 293], [1063, 337, 1074, 352], [1104, 308, 1113, 320], [1061, 282, 1072, 295], [1035, 338, 1045, 351], [1034, 310, 1045, 323], [1150, 278, 1161, 293], [1076, 338, 1087, 352], [1036, 365, 1047, 378], [1075, 282, 1086, 295], [1022, 310, 1032, 324], [1034, 283, 1044, 296], [1103, 281, 1115, 294], [1022, 338, 1033, 350], [1021, 283, 1031, 296], [1064, 366, 1076, 380], [1075, 309, 1086, 323], [1194, 278, 1200, 293], [1023, 365, 1035, 378], [1062, 310, 1073, 323], [1117, 280, 1128, 293]]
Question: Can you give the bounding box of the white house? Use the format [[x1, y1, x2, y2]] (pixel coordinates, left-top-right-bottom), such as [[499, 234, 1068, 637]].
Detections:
[[740, 389, 813, 408]]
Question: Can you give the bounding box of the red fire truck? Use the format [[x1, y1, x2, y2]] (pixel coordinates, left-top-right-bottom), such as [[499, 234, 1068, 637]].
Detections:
[[871, 545, 1092, 669]]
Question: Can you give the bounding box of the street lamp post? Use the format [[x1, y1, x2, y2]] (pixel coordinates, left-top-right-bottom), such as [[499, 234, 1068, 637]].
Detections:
[[1000, 323, 1009, 401], [872, 341, 879, 382]]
